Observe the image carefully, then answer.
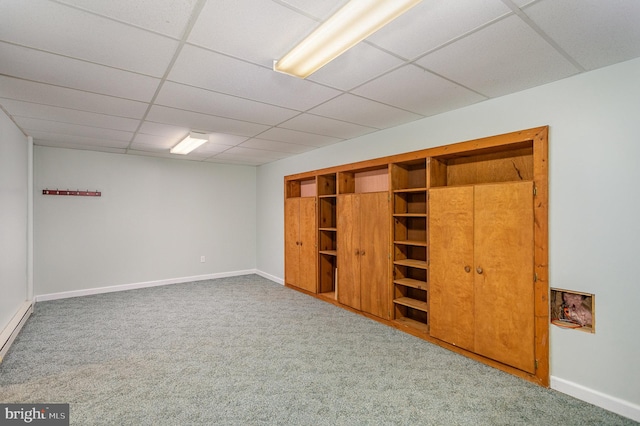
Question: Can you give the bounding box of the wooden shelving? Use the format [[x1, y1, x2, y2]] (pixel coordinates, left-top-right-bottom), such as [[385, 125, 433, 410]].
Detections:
[[391, 159, 429, 332], [317, 174, 337, 296], [284, 126, 550, 387]]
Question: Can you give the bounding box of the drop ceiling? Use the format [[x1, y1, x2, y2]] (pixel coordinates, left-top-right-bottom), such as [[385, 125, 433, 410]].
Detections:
[[1, 0, 639, 166]]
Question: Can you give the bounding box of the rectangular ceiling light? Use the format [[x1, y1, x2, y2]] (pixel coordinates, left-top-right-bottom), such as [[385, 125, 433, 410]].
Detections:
[[274, 0, 422, 79], [170, 132, 209, 155]]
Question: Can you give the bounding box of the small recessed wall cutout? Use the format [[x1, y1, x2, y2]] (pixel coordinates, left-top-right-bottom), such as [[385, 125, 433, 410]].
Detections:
[[551, 288, 595, 333]]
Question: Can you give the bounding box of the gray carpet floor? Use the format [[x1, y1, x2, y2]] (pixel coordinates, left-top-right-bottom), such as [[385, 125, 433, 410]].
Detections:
[[0, 274, 635, 425]]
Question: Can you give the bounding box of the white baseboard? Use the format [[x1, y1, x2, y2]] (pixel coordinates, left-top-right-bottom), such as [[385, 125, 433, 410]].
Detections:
[[255, 270, 284, 285], [551, 376, 640, 422], [0, 301, 33, 363], [34, 269, 259, 302]]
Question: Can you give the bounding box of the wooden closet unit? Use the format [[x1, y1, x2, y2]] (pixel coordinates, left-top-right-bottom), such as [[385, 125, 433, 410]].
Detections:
[[283, 126, 549, 387], [284, 178, 317, 293], [336, 168, 390, 319]]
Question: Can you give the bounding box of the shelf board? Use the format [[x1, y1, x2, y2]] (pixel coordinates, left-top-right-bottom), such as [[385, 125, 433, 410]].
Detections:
[[394, 297, 429, 312], [393, 187, 427, 193], [318, 291, 336, 301], [319, 250, 337, 256], [393, 317, 429, 333], [394, 240, 427, 247], [319, 227, 337, 231], [393, 213, 427, 218], [394, 278, 428, 291], [393, 259, 428, 269], [318, 194, 337, 198]]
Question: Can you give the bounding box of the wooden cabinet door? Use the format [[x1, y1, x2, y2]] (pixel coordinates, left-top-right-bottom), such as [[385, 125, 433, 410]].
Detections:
[[284, 197, 317, 293], [429, 186, 475, 351], [359, 192, 390, 319], [429, 182, 535, 373], [337, 194, 360, 309], [297, 197, 317, 293], [474, 182, 534, 373], [284, 198, 300, 287]]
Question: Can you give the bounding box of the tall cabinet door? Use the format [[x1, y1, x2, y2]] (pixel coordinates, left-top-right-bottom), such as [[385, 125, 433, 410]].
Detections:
[[429, 182, 535, 373], [474, 182, 534, 373], [337, 194, 360, 310], [429, 186, 475, 351], [359, 192, 390, 319], [284, 197, 317, 293]]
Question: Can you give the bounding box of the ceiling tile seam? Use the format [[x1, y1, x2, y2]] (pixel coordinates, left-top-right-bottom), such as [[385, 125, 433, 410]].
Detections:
[[0, 40, 165, 81], [49, 0, 187, 42], [8, 113, 137, 134], [236, 139, 325, 152], [0, 96, 145, 123], [270, 0, 327, 22], [0, 74, 148, 116], [340, 14, 524, 100], [180, 42, 352, 99], [404, 10, 516, 68], [124, 0, 209, 153], [500, 0, 586, 72], [278, 112, 378, 134], [22, 127, 133, 144], [0, 104, 28, 137]]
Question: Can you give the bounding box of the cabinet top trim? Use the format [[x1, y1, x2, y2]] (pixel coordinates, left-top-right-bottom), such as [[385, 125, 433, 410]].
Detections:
[[285, 126, 547, 182]]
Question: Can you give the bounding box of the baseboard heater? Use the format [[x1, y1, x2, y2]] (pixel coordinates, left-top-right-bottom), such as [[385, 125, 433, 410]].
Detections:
[[0, 301, 34, 363]]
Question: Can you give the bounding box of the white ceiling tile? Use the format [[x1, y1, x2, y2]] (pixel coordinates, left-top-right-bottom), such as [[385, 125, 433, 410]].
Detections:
[[279, 113, 376, 140], [206, 157, 264, 166], [17, 117, 134, 142], [1, 99, 141, 131], [137, 122, 190, 139], [189, 0, 317, 67], [0, 43, 160, 102], [35, 140, 127, 154], [238, 139, 314, 154], [215, 146, 287, 161], [169, 45, 341, 111], [277, 0, 345, 20], [307, 42, 404, 91], [146, 105, 270, 137], [156, 82, 299, 125], [0, 0, 178, 77], [523, 0, 640, 70], [56, 0, 199, 38], [309, 94, 423, 129], [0, 76, 148, 119], [28, 130, 130, 149], [131, 133, 176, 150], [353, 65, 486, 117], [257, 127, 342, 147], [416, 15, 580, 97], [367, 0, 511, 60]]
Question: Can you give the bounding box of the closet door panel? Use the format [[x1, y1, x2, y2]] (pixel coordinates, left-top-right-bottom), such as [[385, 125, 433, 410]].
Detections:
[[337, 194, 360, 310], [429, 187, 475, 351], [474, 182, 535, 373], [297, 197, 318, 293], [284, 198, 300, 287], [359, 192, 390, 319]]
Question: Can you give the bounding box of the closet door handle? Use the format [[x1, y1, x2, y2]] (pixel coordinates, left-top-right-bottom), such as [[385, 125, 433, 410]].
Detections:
[[464, 265, 471, 273], [360, 250, 365, 256], [476, 267, 483, 275], [355, 249, 360, 256]]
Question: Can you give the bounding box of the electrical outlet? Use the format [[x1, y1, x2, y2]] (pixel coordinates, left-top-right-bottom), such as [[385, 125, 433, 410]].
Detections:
[[200, 256, 205, 263]]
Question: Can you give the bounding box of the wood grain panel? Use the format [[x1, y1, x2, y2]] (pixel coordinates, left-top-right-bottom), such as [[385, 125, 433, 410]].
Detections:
[[359, 192, 390, 319], [474, 182, 535, 373], [429, 186, 475, 351], [298, 197, 317, 293], [337, 194, 360, 309], [284, 198, 299, 287]]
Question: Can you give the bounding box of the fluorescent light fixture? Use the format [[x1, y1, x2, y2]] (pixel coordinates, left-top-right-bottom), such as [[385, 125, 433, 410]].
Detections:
[[274, 0, 422, 78], [170, 132, 209, 155]]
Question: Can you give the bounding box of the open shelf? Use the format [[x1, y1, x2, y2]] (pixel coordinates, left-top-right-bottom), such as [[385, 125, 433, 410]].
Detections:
[[394, 297, 429, 312], [394, 277, 428, 291]]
